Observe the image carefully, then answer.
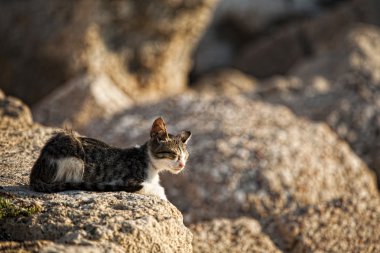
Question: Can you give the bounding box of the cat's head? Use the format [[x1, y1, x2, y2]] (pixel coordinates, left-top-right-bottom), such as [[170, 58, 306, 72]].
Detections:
[[148, 117, 191, 174]]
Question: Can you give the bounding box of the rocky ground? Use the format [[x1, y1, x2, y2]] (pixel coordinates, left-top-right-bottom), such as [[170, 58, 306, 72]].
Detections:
[[1, 0, 380, 252], [0, 94, 192, 252]]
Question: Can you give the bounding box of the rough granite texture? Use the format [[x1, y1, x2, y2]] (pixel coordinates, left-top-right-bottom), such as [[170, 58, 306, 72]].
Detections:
[[0, 240, 125, 253], [0, 94, 56, 187], [0, 93, 192, 253], [269, 196, 380, 252], [0, 191, 192, 253], [255, 24, 380, 187], [190, 217, 281, 253]]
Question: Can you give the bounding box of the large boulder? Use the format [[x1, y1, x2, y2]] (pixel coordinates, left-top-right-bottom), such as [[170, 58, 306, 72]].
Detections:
[[0, 0, 217, 105], [33, 74, 133, 130], [0, 92, 192, 252], [256, 24, 380, 187], [1, 192, 192, 253], [86, 93, 379, 223]]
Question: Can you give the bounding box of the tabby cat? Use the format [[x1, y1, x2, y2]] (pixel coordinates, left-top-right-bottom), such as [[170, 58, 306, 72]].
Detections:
[[29, 117, 191, 200]]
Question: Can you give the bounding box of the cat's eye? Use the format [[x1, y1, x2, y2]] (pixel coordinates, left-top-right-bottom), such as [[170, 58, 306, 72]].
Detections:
[[157, 151, 178, 159]]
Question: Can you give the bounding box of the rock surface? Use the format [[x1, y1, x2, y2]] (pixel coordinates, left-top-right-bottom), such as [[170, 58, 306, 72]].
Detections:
[[33, 74, 133, 130], [0, 89, 33, 129], [190, 217, 281, 253], [270, 196, 380, 252], [0, 240, 125, 253], [1, 191, 192, 253], [0, 92, 55, 188], [191, 68, 257, 96], [0, 0, 216, 105], [0, 92, 192, 253], [256, 24, 380, 187]]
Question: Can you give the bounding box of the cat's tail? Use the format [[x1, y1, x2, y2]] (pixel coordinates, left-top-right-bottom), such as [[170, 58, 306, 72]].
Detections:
[[30, 180, 143, 193]]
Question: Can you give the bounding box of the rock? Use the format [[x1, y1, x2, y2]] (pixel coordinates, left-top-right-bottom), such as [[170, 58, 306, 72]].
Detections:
[[0, 92, 192, 253], [0, 92, 56, 187], [193, 0, 378, 79], [0, 90, 33, 129], [32, 74, 133, 131], [234, 25, 305, 78], [256, 24, 380, 186], [85, 93, 378, 224], [213, 0, 320, 34], [269, 196, 380, 252], [1, 191, 192, 253], [0, 0, 217, 105], [233, 0, 375, 78], [0, 240, 125, 253], [190, 217, 281, 253], [191, 68, 257, 95], [192, 0, 321, 77]]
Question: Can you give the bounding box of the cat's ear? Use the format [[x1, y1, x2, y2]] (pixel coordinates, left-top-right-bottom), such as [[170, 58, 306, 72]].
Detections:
[[179, 130, 191, 144], [150, 117, 168, 140]]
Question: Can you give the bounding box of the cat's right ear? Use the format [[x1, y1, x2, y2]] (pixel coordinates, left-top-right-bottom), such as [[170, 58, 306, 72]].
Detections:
[[150, 117, 168, 140], [179, 130, 192, 144]]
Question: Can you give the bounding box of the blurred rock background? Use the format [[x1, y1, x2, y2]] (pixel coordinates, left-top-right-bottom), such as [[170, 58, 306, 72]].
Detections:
[[1, 0, 380, 252]]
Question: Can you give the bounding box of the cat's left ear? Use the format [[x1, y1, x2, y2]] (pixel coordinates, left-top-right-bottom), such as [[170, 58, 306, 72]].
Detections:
[[179, 130, 191, 144], [151, 117, 169, 140]]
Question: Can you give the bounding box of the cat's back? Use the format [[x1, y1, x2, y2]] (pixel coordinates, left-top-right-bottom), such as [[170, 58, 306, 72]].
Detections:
[[42, 132, 122, 163], [79, 136, 114, 150], [41, 131, 85, 158]]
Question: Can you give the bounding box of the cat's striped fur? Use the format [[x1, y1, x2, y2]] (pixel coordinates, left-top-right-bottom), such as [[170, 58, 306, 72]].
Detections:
[[29, 117, 191, 200]]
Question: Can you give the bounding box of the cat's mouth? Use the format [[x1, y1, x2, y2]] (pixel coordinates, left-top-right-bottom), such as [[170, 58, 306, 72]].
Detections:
[[171, 166, 185, 173]]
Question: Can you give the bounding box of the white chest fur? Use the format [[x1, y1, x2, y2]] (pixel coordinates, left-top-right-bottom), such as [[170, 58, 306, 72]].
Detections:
[[138, 167, 167, 200]]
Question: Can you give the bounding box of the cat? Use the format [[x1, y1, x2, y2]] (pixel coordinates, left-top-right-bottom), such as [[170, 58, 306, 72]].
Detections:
[[29, 117, 191, 200]]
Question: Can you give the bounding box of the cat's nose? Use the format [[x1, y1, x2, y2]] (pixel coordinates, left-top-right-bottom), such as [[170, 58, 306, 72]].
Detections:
[[179, 162, 185, 168]]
